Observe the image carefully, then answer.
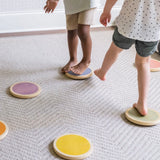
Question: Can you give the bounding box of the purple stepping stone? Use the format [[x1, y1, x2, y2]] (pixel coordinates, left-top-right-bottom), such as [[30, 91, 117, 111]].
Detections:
[[12, 82, 39, 95]]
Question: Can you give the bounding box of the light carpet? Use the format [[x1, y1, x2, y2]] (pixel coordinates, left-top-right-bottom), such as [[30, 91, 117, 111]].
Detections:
[[0, 28, 160, 160]]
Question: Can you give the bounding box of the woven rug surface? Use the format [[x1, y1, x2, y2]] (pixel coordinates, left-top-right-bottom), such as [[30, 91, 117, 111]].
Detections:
[[0, 29, 160, 160]]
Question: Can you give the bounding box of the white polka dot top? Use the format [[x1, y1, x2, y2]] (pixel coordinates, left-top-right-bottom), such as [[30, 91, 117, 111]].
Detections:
[[114, 0, 160, 42]]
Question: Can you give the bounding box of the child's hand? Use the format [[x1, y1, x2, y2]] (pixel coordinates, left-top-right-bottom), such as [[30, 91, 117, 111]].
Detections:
[[100, 11, 111, 27], [44, 0, 58, 13]]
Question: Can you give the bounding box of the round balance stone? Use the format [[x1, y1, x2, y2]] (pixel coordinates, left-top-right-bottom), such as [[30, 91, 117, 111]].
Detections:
[[10, 82, 41, 99], [0, 121, 9, 140], [150, 59, 160, 72], [125, 107, 160, 126], [53, 134, 93, 160], [65, 68, 93, 80]]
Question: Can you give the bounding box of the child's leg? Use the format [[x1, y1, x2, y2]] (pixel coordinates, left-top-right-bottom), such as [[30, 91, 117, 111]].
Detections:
[[133, 54, 150, 116], [94, 42, 123, 80], [61, 29, 78, 73], [71, 24, 92, 74]]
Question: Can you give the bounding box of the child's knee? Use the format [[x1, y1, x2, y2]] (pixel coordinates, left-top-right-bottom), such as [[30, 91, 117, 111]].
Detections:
[[78, 25, 90, 40], [68, 30, 77, 39], [135, 54, 150, 66]]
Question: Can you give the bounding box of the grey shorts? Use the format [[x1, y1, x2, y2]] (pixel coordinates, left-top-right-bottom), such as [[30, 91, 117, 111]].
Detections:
[[113, 27, 159, 57]]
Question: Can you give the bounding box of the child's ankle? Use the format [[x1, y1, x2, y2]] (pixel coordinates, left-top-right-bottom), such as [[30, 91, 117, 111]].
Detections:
[[81, 58, 91, 65], [70, 58, 77, 62], [137, 100, 147, 107]]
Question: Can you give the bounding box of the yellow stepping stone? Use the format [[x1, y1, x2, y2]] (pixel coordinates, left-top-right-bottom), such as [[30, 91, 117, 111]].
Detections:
[[53, 134, 93, 160]]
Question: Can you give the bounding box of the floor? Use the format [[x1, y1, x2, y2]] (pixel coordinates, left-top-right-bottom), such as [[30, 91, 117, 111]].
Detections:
[[0, 28, 160, 160]]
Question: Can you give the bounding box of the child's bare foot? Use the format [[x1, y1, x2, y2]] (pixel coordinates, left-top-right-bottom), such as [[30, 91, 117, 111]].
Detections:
[[61, 60, 77, 73], [71, 61, 90, 75], [133, 103, 148, 116], [94, 69, 106, 81]]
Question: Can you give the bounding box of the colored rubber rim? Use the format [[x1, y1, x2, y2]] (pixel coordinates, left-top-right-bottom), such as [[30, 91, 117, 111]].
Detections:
[[65, 68, 93, 80], [158, 42, 160, 53], [53, 134, 93, 160], [125, 107, 160, 126], [10, 82, 41, 99], [0, 121, 9, 140]]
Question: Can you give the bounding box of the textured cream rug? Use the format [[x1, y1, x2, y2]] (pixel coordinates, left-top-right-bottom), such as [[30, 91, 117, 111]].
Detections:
[[0, 28, 160, 160]]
